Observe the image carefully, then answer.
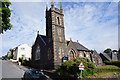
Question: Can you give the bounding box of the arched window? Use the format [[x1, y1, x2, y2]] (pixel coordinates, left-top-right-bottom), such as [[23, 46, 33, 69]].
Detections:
[[35, 45, 40, 60], [60, 48, 62, 59], [84, 53, 86, 57], [90, 54, 93, 61], [80, 53, 83, 57], [48, 48, 51, 60], [57, 17, 60, 24]]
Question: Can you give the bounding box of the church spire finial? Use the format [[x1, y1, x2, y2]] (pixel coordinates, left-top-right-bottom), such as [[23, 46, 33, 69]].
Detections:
[[70, 37, 72, 41], [37, 31, 39, 35], [60, 2, 62, 9], [46, 3, 48, 11], [51, 0, 54, 7], [60, 2, 63, 13]]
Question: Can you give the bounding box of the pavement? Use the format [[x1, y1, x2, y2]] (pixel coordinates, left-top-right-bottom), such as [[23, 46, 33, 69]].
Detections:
[[1, 60, 24, 79], [7, 60, 29, 71], [6, 60, 52, 80]]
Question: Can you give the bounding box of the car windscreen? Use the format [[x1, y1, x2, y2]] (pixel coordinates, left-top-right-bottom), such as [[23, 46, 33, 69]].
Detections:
[[31, 70, 44, 76]]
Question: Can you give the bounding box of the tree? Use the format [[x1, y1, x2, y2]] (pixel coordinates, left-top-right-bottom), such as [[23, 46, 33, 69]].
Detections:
[[118, 48, 120, 54], [0, 0, 13, 34], [9, 48, 13, 59], [9, 48, 13, 52], [104, 48, 112, 53], [112, 50, 117, 52]]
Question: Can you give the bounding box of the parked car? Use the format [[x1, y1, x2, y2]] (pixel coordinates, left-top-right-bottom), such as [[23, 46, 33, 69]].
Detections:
[[23, 69, 48, 79], [2, 56, 7, 60]]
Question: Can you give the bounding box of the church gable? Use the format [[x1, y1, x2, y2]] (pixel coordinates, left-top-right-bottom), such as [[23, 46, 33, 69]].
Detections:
[[32, 34, 47, 61], [39, 35, 46, 45], [67, 40, 78, 60], [67, 40, 78, 54], [92, 50, 103, 66]]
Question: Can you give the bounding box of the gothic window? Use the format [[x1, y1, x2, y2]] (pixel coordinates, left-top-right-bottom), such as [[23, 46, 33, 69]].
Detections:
[[59, 48, 63, 59], [57, 28, 62, 42], [35, 45, 40, 60], [57, 17, 60, 25], [60, 48, 62, 58], [80, 54, 83, 57], [84, 53, 86, 57], [57, 28, 61, 35], [86, 54, 89, 57], [60, 17, 62, 25], [48, 48, 52, 60], [59, 37, 62, 42]]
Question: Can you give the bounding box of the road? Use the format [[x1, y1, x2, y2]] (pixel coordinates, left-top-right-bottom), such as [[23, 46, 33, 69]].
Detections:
[[1, 60, 24, 79]]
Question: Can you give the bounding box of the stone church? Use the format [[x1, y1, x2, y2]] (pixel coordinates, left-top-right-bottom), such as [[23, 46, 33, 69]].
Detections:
[[31, 2, 97, 69]]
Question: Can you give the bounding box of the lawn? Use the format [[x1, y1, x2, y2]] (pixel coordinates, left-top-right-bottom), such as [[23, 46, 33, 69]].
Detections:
[[86, 65, 120, 78]]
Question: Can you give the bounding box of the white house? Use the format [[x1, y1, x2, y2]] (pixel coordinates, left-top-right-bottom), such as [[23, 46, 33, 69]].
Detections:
[[13, 44, 32, 61]]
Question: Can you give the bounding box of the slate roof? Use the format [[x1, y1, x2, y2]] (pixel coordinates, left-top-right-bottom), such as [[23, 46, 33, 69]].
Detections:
[[67, 41, 70, 45], [101, 53, 112, 61], [39, 34, 46, 45], [67, 41, 90, 51], [107, 53, 112, 59], [73, 42, 90, 51]]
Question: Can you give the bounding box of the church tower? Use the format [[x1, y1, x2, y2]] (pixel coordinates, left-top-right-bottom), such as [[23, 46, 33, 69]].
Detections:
[[46, 1, 67, 68]]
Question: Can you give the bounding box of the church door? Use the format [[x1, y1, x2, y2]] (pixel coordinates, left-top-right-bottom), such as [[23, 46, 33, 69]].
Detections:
[[97, 60, 99, 65], [69, 51, 74, 60]]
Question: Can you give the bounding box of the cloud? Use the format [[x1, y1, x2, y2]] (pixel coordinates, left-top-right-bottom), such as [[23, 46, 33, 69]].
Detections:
[[0, 2, 118, 56], [64, 2, 118, 52]]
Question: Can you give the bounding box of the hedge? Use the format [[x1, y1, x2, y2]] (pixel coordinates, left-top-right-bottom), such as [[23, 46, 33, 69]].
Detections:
[[56, 57, 95, 77], [104, 61, 120, 67], [96, 65, 120, 73]]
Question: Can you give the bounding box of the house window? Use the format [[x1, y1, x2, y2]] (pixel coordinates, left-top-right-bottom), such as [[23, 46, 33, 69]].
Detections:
[[35, 46, 40, 60], [21, 48, 25, 50]]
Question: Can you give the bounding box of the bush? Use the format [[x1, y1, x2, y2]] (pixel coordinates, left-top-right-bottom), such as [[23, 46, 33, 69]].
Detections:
[[7, 55, 13, 59], [19, 58, 30, 66], [104, 61, 120, 67], [19, 58, 24, 64], [57, 57, 95, 77]]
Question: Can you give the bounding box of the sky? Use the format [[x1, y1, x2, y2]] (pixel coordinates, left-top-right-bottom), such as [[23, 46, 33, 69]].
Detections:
[[0, 0, 119, 56]]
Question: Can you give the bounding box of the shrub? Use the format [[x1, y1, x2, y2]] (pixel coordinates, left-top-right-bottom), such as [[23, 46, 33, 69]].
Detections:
[[7, 55, 13, 59], [19, 58, 30, 66], [57, 57, 95, 77], [104, 61, 120, 67], [19, 58, 24, 64]]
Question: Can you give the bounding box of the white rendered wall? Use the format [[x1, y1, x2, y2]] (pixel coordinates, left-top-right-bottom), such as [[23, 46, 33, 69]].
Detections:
[[17, 44, 31, 61]]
